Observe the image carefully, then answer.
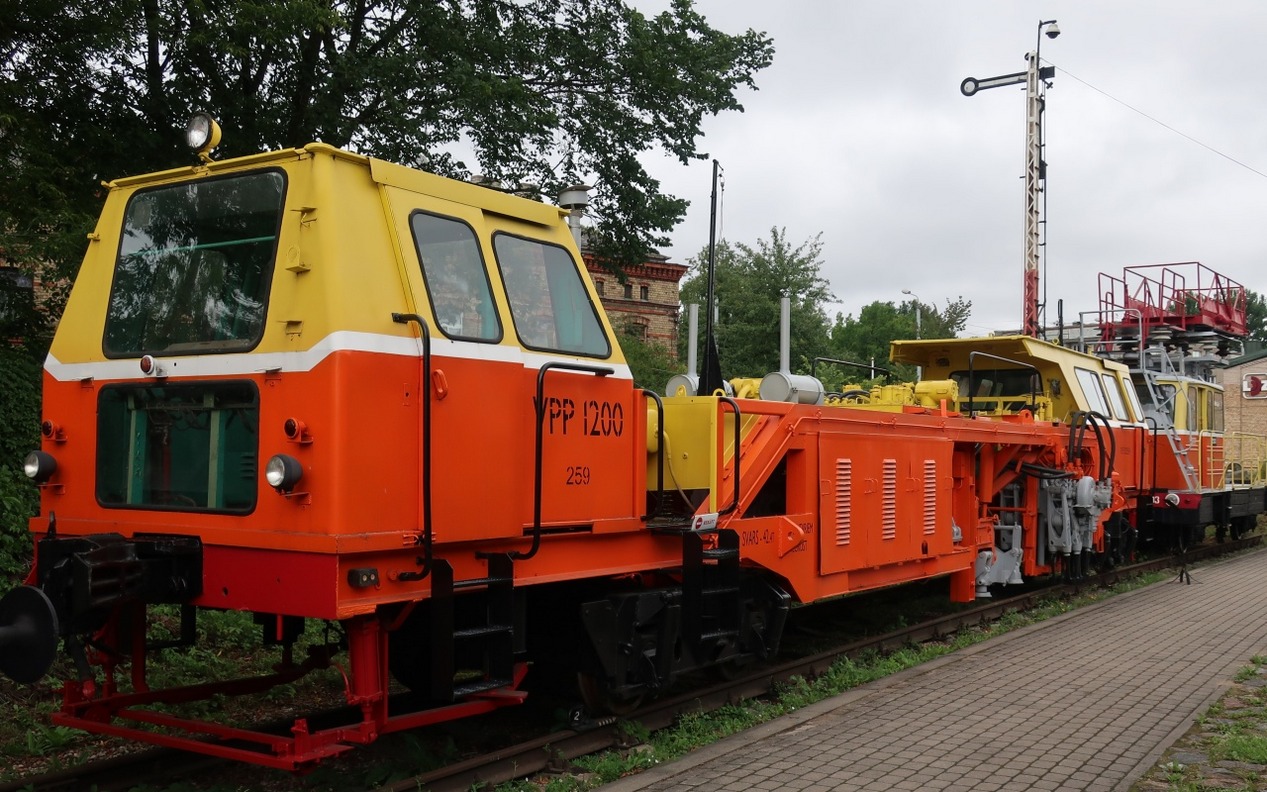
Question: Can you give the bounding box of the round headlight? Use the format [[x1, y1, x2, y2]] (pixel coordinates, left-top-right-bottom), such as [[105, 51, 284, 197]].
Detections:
[[185, 113, 222, 152], [265, 454, 303, 492], [23, 451, 57, 483]]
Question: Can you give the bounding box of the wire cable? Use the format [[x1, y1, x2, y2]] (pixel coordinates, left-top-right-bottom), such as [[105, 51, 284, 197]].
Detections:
[[1051, 62, 1267, 180]]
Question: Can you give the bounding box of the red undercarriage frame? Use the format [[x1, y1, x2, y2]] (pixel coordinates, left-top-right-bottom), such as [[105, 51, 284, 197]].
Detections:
[[52, 614, 529, 771]]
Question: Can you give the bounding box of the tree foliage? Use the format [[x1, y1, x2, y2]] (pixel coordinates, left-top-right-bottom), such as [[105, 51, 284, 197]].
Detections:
[[0, 348, 41, 584], [614, 322, 683, 394], [1, 0, 774, 302], [830, 296, 972, 383], [1245, 288, 1267, 345], [678, 228, 833, 379]]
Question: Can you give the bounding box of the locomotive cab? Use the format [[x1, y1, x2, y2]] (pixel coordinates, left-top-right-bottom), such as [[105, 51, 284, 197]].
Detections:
[[891, 334, 1142, 425], [0, 123, 670, 767]]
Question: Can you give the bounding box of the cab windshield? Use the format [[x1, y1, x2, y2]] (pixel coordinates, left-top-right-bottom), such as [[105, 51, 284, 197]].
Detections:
[[104, 171, 285, 356]]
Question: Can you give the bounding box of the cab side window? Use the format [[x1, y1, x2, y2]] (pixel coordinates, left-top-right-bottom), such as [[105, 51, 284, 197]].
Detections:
[[1074, 367, 1110, 416], [411, 212, 500, 342], [1100, 373, 1130, 421], [493, 232, 610, 357]]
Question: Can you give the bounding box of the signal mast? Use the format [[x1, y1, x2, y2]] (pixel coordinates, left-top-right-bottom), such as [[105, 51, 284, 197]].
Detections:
[[961, 19, 1061, 337]]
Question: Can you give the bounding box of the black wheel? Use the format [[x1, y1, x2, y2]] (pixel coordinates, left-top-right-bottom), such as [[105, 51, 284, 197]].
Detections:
[[387, 604, 432, 694]]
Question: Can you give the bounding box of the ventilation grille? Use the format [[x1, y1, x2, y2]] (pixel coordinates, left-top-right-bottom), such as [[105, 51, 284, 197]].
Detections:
[[923, 459, 937, 535], [835, 458, 852, 546], [882, 459, 897, 540]]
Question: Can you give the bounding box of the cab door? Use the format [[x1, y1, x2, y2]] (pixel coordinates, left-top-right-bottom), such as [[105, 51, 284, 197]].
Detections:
[[487, 225, 645, 530], [384, 185, 643, 544]]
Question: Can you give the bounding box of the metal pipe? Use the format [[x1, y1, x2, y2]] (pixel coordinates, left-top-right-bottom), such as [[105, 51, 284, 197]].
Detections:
[[687, 304, 699, 377], [778, 296, 791, 374]]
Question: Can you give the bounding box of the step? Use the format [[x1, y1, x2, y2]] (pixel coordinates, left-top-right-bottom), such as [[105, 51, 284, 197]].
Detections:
[[453, 625, 513, 640], [647, 518, 713, 534], [703, 547, 738, 561], [699, 629, 739, 643], [452, 678, 514, 698], [452, 575, 512, 591]]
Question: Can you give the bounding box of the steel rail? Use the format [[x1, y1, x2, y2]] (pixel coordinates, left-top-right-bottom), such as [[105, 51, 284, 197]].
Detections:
[[5, 537, 1259, 792], [373, 536, 1263, 792]]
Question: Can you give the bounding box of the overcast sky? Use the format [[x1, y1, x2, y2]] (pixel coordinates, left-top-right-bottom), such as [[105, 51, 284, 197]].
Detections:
[[626, 1, 1267, 336]]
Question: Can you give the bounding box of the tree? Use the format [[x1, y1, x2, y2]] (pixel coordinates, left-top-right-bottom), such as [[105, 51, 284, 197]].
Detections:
[[906, 296, 972, 340], [830, 296, 972, 383], [1245, 288, 1267, 345], [614, 322, 683, 394], [1, 0, 775, 310], [678, 228, 833, 379], [0, 348, 41, 584]]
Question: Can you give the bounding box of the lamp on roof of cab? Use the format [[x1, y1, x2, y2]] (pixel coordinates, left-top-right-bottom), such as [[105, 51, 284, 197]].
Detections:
[[185, 113, 222, 162]]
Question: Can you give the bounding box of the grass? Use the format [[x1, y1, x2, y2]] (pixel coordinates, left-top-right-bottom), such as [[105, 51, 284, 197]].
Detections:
[[0, 553, 1234, 790], [0, 565, 1156, 788], [0, 607, 349, 781], [1134, 654, 1267, 791], [491, 569, 1172, 792]]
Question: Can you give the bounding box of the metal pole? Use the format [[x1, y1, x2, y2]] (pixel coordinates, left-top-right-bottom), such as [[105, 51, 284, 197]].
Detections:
[[1023, 45, 1042, 337], [902, 289, 923, 380], [961, 20, 1058, 339]]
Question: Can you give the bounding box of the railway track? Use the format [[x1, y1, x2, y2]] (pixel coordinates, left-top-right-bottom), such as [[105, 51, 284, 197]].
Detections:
[[4, 537, 1259, 792]]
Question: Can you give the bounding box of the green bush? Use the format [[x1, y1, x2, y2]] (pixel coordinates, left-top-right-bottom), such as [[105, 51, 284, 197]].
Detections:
[[0, 347, 42, 586]]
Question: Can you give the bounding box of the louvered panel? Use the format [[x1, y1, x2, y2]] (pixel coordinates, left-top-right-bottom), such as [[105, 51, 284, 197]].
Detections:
[[923, 459, 937, 535], [835, 458, 852, 546], [881, 458, 897, 540]]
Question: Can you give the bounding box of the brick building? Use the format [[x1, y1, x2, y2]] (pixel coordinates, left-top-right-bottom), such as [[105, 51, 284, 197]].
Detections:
[[584, 250, 687, 354], [1222, 347, 1267, 438]]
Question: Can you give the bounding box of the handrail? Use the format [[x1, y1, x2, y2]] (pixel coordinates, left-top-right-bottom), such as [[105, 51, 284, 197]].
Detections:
[[641, 389, 666, 520], [717, 396, 742, 516], [391, 312, 434, 582], [1197, 429, 1225, 490], [521, 361, 614, 560], [1225, 431, 1267, 486], [1144, 416, 1161, 491], [810, 356, 892, 380], [1127, 423, 1148, 491], [966, 351, 1040, 417]]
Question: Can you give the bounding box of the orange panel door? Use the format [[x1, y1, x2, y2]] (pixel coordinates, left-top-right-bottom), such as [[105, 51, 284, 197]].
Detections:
[[819, 434, 953, 574]]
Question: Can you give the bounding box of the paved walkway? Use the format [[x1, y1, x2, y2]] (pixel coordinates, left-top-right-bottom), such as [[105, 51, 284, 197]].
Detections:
[[602, 548, 1267, 792]]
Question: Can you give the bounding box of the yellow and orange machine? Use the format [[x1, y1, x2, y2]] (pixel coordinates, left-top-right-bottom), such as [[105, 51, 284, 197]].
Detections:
[[0, 118, 1255, 768]]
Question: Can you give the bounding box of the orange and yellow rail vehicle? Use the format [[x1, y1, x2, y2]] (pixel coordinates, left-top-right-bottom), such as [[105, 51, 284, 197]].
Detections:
[[0, 118, 1259, 769]]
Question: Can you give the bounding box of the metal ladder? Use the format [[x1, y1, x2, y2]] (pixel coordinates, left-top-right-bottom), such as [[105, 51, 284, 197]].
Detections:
[[1138, 345, 1201, 493], [428, 554, 517, 700], [682, 530, 742, 663]]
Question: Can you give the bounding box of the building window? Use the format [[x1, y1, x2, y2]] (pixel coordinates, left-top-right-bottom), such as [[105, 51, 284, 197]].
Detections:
[[0, 267, 34, 326], [595, 280, 604, 296], [627, 317, 649, 341], [639, 285, 649, 301], [623, 283, 633, 299]]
